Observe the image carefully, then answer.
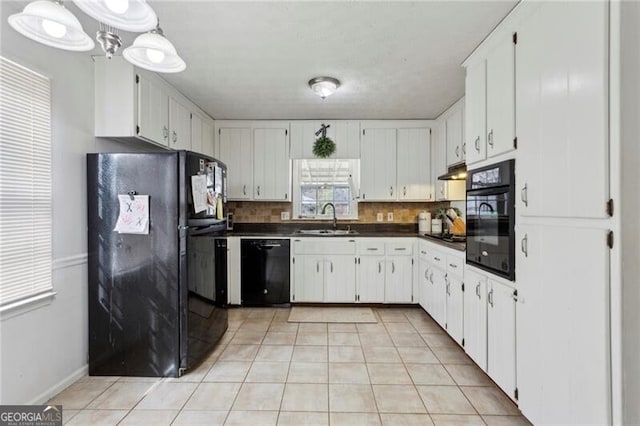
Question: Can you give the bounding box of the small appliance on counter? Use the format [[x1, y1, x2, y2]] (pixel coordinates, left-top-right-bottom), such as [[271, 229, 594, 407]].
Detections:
[[418, 211, 431, 233]]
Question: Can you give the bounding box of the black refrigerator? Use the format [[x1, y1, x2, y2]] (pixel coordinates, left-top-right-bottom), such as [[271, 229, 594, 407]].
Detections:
[[87, 151, 228, 377]]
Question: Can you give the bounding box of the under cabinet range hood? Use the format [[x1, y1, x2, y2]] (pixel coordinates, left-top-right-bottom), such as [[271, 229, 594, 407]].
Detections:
[[438, 163, 467, 180]]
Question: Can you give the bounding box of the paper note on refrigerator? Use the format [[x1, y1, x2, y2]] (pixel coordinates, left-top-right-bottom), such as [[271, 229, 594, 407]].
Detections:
[[191, 174, 208, 214], [114, 195, 149, 234]]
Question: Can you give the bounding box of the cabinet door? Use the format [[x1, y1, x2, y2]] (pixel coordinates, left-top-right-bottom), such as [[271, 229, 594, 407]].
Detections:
[[445, 273, 464, 345], [325, 255, 357, 302], [219, 128, 253, 200], [384, 256, 413, 303], [465, 60, 487, 165], [487, 279, 516, 398], [333, 121, 361, 159], [516, 2, 608, 218], [397, 128, 432, 201], [137, 76, 169, 146], [516, 223, 610, 425], [191, 114, 203, 154], [358, 256, 386, 303], [202, 119, 215, 157], [360, 128, 397, 201], [446, 105, 465, 166], [486, 33, 515, 159], [253, 128, 290, 201], [463, 268, 488, 370], [432, 122, 448, 201], [429, 266, 447, 327], [417, 260, 430, 310], [289, 121, 316, 159], [169, 97, 191, 150], [292, 255, 324, 302]]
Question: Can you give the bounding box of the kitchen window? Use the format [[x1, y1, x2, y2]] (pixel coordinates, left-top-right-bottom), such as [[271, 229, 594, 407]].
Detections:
[[0, 56, 53, 313], [292, 159, 359, 220]]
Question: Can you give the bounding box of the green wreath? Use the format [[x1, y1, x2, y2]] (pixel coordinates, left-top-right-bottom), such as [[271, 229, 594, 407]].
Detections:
[[313, 136, 336, 158]]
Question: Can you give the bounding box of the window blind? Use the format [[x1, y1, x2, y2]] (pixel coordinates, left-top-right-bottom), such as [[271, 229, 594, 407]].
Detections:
[[0, 56, 53, 308]]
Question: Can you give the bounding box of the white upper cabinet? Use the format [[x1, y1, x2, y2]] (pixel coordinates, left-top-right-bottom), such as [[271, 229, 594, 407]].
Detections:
[[218, 127, 253, 200], [253, 127, 290, 201], [397, 128, 433, 201], [137, 75, 169, 146], [516, 1, 609, 218], [465, 61, 487, 165], [290, 120, 360, 159], [360, 128, 397, 201], [191, 113, 215, 157], [445, 101, 465, 166], [168, 97, 191, 151], [191, 113, 203, 154], [202, 119, 215, 157], [433, 115, 466, 201]]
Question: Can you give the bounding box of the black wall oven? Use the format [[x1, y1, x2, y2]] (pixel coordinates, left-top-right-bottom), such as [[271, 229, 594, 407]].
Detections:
[[466, 159, 515, 281]]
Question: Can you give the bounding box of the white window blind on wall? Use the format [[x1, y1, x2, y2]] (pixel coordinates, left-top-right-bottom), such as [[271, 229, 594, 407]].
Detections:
[[0, 56, 53, 308]]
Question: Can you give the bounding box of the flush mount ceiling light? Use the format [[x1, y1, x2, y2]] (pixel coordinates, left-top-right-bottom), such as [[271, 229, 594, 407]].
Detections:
[[123, 24, 186, 73], [309, 77, 340, 99], [72, 0, 157, 32], [8, 0, 94, 51]]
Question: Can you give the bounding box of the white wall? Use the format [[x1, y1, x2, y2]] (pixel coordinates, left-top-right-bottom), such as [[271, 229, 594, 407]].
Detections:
[[0, 1, 93, 404]]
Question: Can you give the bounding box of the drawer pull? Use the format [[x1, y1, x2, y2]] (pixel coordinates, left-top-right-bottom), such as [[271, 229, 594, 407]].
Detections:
[[434, 256, 441, 262], [394, 247, 407, 251], [378, 262, 382, 274], [367, 248, 379, 251], [420, 250, 427, 255], [448, 263, 458, 268]]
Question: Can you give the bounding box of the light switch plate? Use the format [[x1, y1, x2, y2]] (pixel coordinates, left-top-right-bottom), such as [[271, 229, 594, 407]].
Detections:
[[376, 212, 384, 222], [281, 211, 290, 221], [387, 212, 394, 222]]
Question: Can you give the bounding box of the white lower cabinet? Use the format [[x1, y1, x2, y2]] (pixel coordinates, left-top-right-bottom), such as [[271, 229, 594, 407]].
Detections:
[[463, 267, 488, 370], [325, 255, 357, 302], [292, 255, 325, 302], [445, 270, 464, 345], [385, 256, 413, 303], [429, 265, 447, 328], [357, 256, 386, 302], [487, 278, 517, 399]]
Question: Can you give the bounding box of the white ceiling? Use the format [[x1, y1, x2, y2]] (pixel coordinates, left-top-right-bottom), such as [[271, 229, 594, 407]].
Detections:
[[6, 1, 518, 120]]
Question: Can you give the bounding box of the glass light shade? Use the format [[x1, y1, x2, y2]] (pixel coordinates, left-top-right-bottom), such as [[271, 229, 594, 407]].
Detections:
[[309, 77, 340, 99], [123, 32, 186, 73], [72, 0, 157, 32], [8, 0, 94, 51]]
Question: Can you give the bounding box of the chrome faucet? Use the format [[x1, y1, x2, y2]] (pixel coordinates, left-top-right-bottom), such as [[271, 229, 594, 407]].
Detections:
[[321, 202, 337, 230]]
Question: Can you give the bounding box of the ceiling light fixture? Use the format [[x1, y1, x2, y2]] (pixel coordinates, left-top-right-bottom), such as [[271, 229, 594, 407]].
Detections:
[[309, 77, 340, 99], [72, 0, 157, 32], [123, 24, 186, 73], [8, 0, 94, 51]]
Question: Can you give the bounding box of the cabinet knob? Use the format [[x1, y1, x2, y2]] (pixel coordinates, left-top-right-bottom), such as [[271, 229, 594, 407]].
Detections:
[[475, 136, 480, 152], [488, 129, 494, 147], [521, 183, 528, 207], [455, 145, 460, 158], [391, 261, 395, 274], [378, 262, 382, 274], [521, 234, 528, 257], [172, 130, 177, 143], [390, 186, 394, 196], [256, 185, 261, 196], [163, 126, 169, 140], [488, 289, 494, 307], [475, 283, 481, 298], [462, 142, 466, 155], [243, 185, 247, 196]]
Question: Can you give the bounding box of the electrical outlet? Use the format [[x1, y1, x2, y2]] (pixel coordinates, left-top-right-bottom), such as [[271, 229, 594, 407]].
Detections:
[[387, 212, 394, 222], [376, 212, 384, 222], [281, 211, 290, 221]]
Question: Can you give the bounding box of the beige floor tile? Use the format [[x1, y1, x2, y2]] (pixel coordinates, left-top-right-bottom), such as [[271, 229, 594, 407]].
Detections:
[[136, 382, 198, 409], [416, 386, 476, 414], [171, 410, 228, 425], [225, 410, 279, 425], [390, 332, 428, 347], [167, 362, 213, 382], [411, 322, 446, 334], [183, 383, 241, 411], [206, 343, 228, 362], [299, 323, 328, 333], [482, 415, 532, 426], [431, 346, 473, 365], [287, 362, 328, 383], [62, 409, 79, 425], [380, 413, 434, 426], [219, 332, 237, 346], [48, 380, 115, 409], [397, 347, 441, 364], [329, 412, 382, 426], [430, 414, 486, 425], [359, 333, 395, 347], [329, 363, 370, 384], [377, 309, 410, 323], [373, 385, 427, 413], [232, 383, 285, 411], [328, 346, 365, 363], [363, 346, 402, 363], [328, 323, 358, 332], [281, 383, 328, 412], [247, 308, 277, 320], [116, 377, 162, 383], [255, 345, 294, 362], [86, 382, 154, 410], [219, 345, 260, 362], [367, 363, 412, 384], [65, 409, 128, 426], [356, 323, 388, 334], [406, 364, 456, 385], [295, 332, 328, 346], [273, 308, 291, 322], [292, 346, 328, 363], [277, 411, 328, 425], [77, 375, 119, 383], [422, 333, 458, 348], [460, 387, 520, 415], [230, 330, 266, 345], [444, 365, 493, 386], [245, 361, 290, 383], [328, 384, 377, 412], [119, 409, 178, 425], [203, 362, 251, 382], [239, 320, 271, 332], [328, 332, 361, 346], [269, 322, 299, 333], [385, 322, 418, 333], [263, 332, 297, 345], [228, 320, 244, 331]]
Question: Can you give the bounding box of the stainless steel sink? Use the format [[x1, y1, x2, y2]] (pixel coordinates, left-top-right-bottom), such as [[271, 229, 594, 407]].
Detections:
[[296, 229, 359, 236]]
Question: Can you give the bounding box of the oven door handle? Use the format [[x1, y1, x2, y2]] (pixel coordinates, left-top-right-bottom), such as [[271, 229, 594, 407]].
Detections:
[[466, 186, 511, 197]]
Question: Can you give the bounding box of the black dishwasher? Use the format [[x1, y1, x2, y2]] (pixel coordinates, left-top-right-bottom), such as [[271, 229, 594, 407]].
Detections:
[[241, 239, 290, 306]]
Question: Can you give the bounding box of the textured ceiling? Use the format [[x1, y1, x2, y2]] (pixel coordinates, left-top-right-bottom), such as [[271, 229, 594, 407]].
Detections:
[[4, 1, 518, 120]]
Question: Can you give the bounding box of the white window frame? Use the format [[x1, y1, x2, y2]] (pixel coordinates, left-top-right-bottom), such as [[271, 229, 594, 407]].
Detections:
[[292, 159, 360, 220], [0, 56, 54, 315]]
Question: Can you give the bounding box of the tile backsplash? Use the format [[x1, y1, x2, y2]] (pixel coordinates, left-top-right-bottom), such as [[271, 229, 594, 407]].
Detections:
[[227, 201, 454, 224]]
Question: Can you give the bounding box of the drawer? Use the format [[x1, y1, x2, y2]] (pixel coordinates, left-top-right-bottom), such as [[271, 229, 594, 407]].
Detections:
[[446, 254, 464, 276], [357, 240, 385, 255], [416, 241, 430, 261], [292, 239, 356, 255], [385, 240, 413, 256], [429, 248, 447, 268]]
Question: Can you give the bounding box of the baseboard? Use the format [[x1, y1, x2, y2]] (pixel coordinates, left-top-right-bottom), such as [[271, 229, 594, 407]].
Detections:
[[28, 364, 88, 405]]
